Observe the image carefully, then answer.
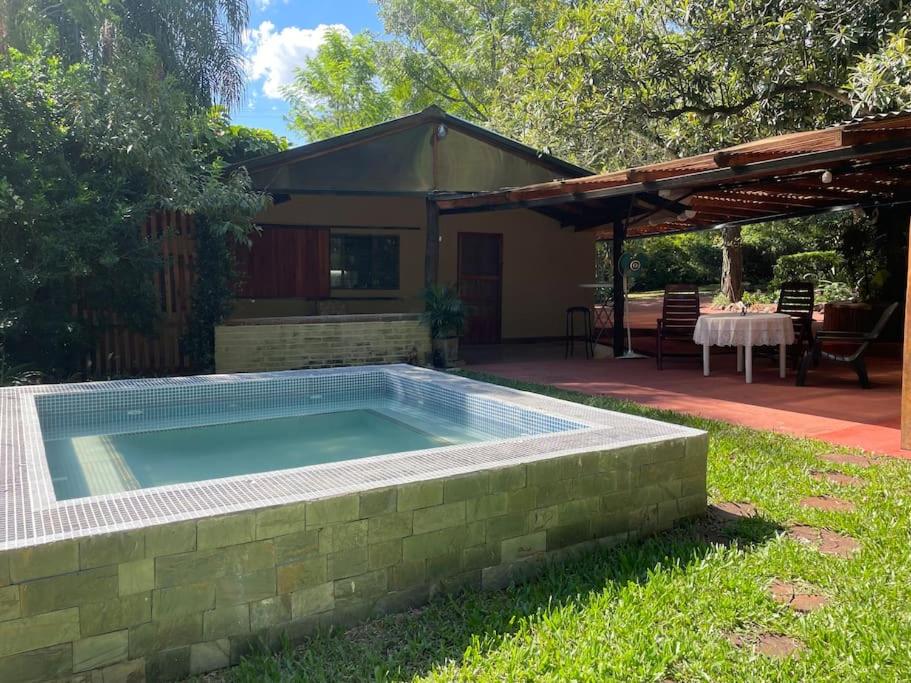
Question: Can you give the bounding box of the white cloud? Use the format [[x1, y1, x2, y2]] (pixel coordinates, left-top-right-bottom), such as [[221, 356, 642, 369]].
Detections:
[[245, 21, 350, 99]]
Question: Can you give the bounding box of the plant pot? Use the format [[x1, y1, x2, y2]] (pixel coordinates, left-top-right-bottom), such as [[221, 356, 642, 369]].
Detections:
[[431, 337, 459, 368]]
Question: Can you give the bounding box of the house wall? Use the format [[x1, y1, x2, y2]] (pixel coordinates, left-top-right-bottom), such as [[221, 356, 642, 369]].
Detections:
[[235, 197, 596, 341], [440, 210, 597, 339], [0, 438, 707, 681]]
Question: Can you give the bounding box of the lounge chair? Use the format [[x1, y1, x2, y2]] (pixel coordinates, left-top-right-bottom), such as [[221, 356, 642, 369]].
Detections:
[[796, 301, 898, 388], [656, 284, 701, 370]]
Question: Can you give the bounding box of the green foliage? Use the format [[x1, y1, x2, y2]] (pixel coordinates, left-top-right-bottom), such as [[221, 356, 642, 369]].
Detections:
[[420, 284, 467, 339], [181, 218, 235, 371], [772, 251, 846, 288], [740, 289, 778, 306], [0, 40, 269, 378], [286, 31, 402, 141], [202, 108, 290, 164], [837, 215, 890, 302], [848, 12, 911, 114], [1, 0, 249, 106], [631, 232, 720, 291], [818, 280, 855, 303]]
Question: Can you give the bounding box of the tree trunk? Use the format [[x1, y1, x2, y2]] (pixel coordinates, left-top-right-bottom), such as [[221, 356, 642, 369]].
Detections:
[[721, 225, 744, 302]]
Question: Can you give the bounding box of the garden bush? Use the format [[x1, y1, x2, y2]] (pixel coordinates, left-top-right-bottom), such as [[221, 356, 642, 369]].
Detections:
[[772, 250, 846, 287]]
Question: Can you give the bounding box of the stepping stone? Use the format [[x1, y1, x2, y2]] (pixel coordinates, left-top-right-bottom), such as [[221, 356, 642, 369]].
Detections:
[[818, 453, 872, 468], [787, 524, 860, 557], [811, 471, 866, 488], [768, 580, 828, 613], [800, 495, 856, 513], [727, 632, 803, 658]]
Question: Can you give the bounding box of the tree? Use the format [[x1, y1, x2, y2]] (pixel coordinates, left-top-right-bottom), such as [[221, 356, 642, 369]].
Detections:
[[0, 0, 249, 105], [286, 31, 401, 141], [285, 0, 547, 140], [0, 43, 270, 378]]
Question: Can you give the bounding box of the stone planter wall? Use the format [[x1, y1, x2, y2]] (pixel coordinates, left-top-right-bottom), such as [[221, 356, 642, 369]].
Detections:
[[0, 435, 706, 681], [215, 313, 431, 373]]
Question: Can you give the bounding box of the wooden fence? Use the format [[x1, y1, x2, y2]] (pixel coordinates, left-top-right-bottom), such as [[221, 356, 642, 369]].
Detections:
[[84, 212, 196, 377]]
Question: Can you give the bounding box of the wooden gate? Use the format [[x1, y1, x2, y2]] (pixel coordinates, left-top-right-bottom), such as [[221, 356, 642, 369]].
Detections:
[[84, 212, 196, 377]]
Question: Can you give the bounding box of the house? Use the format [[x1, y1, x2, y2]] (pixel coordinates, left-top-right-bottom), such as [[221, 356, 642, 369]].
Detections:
[[210, 107, 600, 370]]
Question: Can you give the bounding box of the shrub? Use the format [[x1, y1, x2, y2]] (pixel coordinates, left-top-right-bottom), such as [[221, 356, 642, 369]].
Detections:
[[772, 251, 846, 287]]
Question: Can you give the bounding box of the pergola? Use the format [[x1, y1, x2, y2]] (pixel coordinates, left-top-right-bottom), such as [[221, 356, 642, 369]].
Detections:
[[433, 111, 911, 448]]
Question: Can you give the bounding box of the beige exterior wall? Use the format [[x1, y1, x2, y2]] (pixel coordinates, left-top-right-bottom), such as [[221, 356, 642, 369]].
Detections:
[[0, 437, 707, 681], [236, 196, 597, 341], [440, 209, 597, 339]]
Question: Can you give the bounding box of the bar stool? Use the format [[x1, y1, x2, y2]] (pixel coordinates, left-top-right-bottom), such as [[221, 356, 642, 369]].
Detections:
[[565, 306, 593, 359]]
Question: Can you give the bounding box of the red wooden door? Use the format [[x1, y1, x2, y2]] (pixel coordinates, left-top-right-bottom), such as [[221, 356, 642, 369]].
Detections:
[[458, 233, 502, 344]]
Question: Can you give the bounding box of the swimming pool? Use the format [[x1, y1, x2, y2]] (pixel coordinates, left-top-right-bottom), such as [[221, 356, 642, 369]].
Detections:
[[0, 365, 707, 680], [34, 366, 584, 503]]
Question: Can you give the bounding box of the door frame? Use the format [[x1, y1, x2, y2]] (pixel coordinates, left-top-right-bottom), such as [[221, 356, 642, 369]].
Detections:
[[457, 231, 503, 344]]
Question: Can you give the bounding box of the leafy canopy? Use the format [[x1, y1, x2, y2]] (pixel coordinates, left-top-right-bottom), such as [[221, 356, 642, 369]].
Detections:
[[287, 0, 911, 166]]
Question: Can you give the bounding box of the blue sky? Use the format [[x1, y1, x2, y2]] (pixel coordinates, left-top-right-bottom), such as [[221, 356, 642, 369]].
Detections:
[[235, 1, 384, 144]]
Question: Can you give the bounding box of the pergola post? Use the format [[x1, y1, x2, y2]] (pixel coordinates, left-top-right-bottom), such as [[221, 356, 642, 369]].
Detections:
[[902, 216, 911, 449], [612, 218, 626, 356], [424, 198, 440, 288]]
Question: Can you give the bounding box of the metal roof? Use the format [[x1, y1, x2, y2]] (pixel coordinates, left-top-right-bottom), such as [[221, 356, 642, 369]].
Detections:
[[434, 111, 911, 238]]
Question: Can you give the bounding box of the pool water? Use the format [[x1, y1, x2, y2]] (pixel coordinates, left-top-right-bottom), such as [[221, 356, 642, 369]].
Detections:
[[45, 408, 487, 500]]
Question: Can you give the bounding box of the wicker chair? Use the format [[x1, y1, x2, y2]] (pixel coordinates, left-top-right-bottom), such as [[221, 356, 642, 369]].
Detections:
[[796, 302, 898, 388], [656, 284, 701, 370]]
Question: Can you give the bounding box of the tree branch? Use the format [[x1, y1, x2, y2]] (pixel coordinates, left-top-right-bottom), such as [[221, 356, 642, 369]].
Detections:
[[654, 80, 867, 120]]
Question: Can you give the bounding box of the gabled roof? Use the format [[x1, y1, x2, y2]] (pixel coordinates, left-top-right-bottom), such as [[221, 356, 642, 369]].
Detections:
[[435, 111, 911, 238], [234, 105, 592, 180]]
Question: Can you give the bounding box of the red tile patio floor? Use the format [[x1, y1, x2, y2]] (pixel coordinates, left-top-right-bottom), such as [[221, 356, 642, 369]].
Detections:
[[463, 339, 906, 459]]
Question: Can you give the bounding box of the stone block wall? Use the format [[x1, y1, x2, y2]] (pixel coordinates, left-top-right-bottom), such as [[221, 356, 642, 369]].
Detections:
[[215, 314, 431, 373], [0, 434, 706, 681]]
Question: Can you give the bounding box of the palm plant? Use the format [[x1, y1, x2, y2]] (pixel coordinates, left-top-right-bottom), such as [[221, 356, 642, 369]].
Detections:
[[421, 284, 467, 339], [1, 0, 248, 106]]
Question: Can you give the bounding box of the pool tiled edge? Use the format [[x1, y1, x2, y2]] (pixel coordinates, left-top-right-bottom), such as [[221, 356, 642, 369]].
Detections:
[[0, 366, 707, 681]]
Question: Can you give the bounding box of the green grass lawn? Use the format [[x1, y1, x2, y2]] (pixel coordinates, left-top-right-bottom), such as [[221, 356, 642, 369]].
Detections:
[[212, 372, 911, 682]]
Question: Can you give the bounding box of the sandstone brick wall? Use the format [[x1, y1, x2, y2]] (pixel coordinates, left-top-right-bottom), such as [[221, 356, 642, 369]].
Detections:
[[215, 314, 431, 373], [0, 434, 706, 681]]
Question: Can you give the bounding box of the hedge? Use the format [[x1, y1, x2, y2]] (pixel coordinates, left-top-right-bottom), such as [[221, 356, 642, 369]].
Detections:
[[772, 250, 846, 287]]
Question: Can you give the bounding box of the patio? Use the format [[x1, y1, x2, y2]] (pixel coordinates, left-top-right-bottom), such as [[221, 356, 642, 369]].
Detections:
[[462, 306, 904, 457]]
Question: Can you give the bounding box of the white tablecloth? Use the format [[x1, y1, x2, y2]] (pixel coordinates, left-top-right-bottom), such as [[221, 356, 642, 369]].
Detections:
[[693, 312, 795, 347]]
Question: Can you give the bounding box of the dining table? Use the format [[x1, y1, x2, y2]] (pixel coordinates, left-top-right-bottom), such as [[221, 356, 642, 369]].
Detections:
[[693, 312, 796, 383]]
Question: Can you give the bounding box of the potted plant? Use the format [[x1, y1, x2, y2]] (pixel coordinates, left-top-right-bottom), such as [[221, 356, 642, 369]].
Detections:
[[421, 285, 467, 368]]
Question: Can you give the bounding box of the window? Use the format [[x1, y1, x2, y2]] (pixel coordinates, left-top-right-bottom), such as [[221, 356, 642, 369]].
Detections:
[[330, 235, 400, 289]]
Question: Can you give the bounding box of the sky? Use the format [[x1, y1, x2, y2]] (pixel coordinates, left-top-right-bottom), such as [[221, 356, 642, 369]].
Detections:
[[235, 1, 384, 145]]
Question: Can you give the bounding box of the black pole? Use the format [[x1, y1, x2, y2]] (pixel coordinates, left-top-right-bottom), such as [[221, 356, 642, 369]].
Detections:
[[612, 218, 626, 356]]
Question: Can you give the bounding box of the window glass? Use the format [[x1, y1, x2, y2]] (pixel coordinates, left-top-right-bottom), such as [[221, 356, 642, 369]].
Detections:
[[330, 235, 400, 289]]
